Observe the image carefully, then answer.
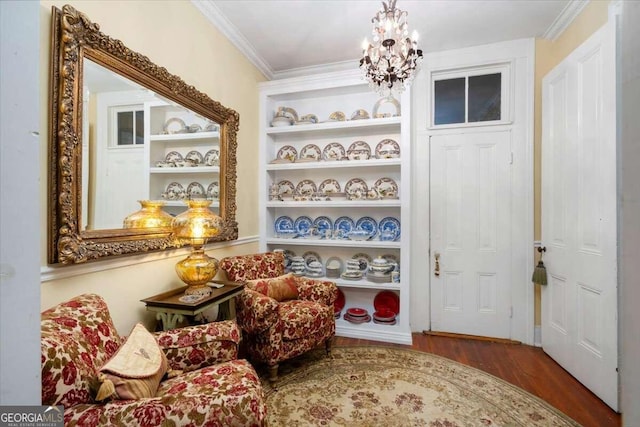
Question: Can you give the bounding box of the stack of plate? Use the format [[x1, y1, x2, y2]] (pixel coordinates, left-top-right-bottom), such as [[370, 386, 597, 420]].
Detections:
[[372, 308, 397, 325], [290, 256, 306, 276], [306, 261, 324, 277], [344, 307, 371, 324], [341, 259, 363, 280]]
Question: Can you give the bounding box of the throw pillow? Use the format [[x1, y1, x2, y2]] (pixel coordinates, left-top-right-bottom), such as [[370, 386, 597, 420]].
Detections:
[[95, 323, 168, 401], [247, 273, 299, 302]]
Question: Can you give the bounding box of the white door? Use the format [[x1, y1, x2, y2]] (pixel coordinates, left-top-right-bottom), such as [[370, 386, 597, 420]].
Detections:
[[541, 22, 617, 410], [430, 130, 512, 338]]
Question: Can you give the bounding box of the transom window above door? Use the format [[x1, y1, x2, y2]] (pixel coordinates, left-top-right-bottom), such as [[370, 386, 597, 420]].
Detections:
[[431, 64, 510, 127]]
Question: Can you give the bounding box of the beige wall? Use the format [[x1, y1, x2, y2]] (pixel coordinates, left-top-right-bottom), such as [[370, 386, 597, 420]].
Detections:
[[40, 0, 264, 334], [532, 0, 611, 325]]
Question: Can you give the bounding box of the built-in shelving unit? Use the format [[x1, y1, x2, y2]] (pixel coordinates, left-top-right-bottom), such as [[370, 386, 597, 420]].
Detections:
[[143, 100, 221, 216], [258, 70, 412, 345]]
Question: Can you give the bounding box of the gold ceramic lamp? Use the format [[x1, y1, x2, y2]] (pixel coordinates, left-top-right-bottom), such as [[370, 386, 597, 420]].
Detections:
[[172, 199, 224, 297]]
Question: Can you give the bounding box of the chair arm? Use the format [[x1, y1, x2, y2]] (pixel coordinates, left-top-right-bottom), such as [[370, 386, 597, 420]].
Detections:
[[296, 277, 338, 306], [236, 289, 279, 334], [154, 321, 240, 372]]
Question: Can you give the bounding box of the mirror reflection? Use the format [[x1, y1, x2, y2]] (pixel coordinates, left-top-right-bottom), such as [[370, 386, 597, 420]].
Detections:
[[82, 59, 221, 231]]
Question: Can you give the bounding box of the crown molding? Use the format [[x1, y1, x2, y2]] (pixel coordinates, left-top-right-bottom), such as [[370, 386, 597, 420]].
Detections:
[[272, 58, 360, 80], [542, 0, 590, 41], [191, 0, 274, 80]]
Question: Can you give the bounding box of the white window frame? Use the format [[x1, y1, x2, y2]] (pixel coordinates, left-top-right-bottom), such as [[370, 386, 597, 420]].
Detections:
[[109, 104, 145, 148], [430, 62, 512, 129]]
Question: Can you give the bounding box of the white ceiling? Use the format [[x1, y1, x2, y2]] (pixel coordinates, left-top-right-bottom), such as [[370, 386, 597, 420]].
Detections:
[[195, 0, 586, 79]]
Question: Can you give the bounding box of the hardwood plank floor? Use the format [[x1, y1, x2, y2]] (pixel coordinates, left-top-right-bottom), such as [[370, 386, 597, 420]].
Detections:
[[334, 333, 620, 427]]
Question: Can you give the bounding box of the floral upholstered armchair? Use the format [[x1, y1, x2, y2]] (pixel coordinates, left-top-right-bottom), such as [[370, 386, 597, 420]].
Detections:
[[41, 294, 267, 426], [220, 252, 337, 381]]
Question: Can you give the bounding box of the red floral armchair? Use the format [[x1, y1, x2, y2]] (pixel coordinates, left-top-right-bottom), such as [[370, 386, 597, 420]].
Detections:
[[220, 252, 337, 380], [41, 294, 267, 426]]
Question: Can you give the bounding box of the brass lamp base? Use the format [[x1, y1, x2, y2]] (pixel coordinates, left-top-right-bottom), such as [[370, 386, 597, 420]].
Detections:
[[175, 247, 219, 297]]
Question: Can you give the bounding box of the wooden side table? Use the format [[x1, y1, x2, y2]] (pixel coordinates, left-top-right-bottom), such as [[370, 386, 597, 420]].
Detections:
[[141, 281, 244, 331]]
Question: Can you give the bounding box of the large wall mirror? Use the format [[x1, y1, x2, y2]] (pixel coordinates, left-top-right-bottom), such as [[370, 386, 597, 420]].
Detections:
[[48, 5, 238, 264]]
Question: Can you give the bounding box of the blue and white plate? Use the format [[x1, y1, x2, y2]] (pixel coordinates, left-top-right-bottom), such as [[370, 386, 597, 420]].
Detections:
[[378, 217, 401, 241], [355, 216, 378, 237], [313, 216, 333, 237], [274, 216, 295, 233], [334, 216, 355, 238], [294, 216, 314, 235]]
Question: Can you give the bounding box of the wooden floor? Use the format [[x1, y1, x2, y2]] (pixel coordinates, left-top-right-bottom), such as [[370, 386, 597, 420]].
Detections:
[[335, 333, 620, 427]]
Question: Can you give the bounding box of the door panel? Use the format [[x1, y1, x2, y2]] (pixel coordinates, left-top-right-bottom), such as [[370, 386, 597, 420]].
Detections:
[[542, 22, 617, 410], [430, 130, 512, 338]]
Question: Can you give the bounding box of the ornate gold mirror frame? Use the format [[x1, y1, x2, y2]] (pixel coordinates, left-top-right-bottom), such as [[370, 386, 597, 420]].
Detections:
[[48, 5, 238, 264]]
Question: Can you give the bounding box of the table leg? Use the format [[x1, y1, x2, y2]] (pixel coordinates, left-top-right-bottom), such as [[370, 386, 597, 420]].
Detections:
[[156, 312, 184, 331]]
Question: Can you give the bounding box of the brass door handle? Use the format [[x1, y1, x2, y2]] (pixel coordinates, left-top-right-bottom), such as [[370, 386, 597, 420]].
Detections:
[[434, 252, 440, 277]]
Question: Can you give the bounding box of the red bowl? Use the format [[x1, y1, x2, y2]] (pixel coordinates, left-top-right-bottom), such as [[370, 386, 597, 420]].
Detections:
[[346, 307, 368, 317]]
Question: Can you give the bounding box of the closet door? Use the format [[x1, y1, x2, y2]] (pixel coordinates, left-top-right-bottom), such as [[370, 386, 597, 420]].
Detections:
[[541, 21, 618, 411]]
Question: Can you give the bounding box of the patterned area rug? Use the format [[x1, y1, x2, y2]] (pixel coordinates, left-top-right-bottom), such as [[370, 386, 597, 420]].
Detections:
[[261, 346, 580, 427]]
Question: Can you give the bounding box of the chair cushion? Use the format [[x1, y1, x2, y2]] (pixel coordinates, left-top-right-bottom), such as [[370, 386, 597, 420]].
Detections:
[[247, 273, 299, 302], [96, 323, 169, 401], [279, 300, 334, 340]]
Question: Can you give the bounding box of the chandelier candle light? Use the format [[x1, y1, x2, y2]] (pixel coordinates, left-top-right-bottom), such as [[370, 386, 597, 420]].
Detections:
[[360, 0, 423, 97], [172, 199, 224, 297]]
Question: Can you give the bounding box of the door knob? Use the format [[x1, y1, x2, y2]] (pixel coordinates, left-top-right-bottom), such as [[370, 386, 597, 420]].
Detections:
[[434, 252, 440, 277]]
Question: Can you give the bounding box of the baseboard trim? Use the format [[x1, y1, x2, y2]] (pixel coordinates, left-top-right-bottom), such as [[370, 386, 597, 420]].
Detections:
[[534, 326, 542, 347], [422, 330, 522, 345]]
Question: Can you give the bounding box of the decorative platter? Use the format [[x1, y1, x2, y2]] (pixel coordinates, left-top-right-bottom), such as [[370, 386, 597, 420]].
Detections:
[[186, 182, 205, 198], [374, 291, 400, 315], [276, 145, 298, 162], [187, 123, 202, 133], [378, 217, 401, 241], [302, 250, 322, 266], [375, 138, 401, 159], [344, 178, 368, 199], [355, 216, 378, 237], [347, 141, 371, 160], [299, 144, 322, 161], [318, 178, 341, 195], [207, 181, 219, 199], [381, 254, 399, 269], [325, 256, 343, 277], [334, 216, 355, 238], [341, 271, 363, 280], [352, 253, 372, 272], [328, 111, 346, 122], [294, 215, 313, 235], [165, 151, 183, 163], [163, 182, 184, 200], [344, 312, 372, 324], [204, 148, 220, 166], [274, 216, 295, 233], [374, 177, 399, 198], [350, 109, 370, 120], [277, 106, 299, 122], [373, 308, 397, 322], [313, 216, 333, 236], [277, 180, 296, 197], [163, 117, 186, 134], [296, 179, 317, 197], [297, 114, 318, 124], [322, 142, 346, 161], [334, 289, 345, 312], [204, 122, 219, 132], [185, 150, 203, 165]]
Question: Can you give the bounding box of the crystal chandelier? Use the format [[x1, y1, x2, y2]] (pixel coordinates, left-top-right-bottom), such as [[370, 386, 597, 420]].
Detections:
[[359, 0, 423, 97]]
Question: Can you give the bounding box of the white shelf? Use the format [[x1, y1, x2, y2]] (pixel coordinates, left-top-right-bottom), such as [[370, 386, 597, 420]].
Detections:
[[266, 158, 401, 171], [266, 199, 401, 208], [335, 319, 412, 345], [149, 131, 219, 141], [149, 166, 220, 174], [266, 116, 400, 136], [266, 237, 400, 248]]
